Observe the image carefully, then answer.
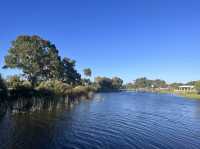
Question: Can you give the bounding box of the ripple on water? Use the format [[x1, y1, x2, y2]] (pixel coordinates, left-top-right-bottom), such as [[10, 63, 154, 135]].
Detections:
[[1, 92, 200, 149]]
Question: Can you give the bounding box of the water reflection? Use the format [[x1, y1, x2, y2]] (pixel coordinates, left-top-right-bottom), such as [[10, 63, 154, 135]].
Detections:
[[0, 102, 7, 120], [0, 95, 86, 119], [1, 92, 200, 149]]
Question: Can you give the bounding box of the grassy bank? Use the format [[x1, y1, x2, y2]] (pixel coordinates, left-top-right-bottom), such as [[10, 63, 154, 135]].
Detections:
[[158, 90, 200, 100]]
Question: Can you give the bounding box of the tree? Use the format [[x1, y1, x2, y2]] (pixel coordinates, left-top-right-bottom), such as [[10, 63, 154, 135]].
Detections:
[[134, 77, 167, 88], [186, 81, 197, 85], [170, 83, 183, 89], [61, 57, 81, 85], [94, 76, 123, 91], [111, 77, 123, 89], [95, 77, 113, 91], [134, 77, 151, 88], [83, 68, 92, 77], [152, 79, 166, 88], [4, 35, 63, 86]]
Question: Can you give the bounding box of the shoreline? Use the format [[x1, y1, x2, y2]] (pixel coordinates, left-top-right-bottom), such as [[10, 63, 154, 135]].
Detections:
[[121, 89, 200, 100]]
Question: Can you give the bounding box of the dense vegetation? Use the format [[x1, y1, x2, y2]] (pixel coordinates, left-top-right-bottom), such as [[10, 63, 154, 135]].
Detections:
[[125, 77, 167, 89], [94, 77, 123, 92], [124, 77, 200, 99], [4, 35, 81, 86], [1, 35, 200, 102], [0, 35, 124, 102]]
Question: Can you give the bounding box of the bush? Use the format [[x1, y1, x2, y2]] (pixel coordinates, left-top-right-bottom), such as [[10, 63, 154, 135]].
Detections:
[[7, 75, 32, 90], [72, 85, 96, 95], [195, 81, 200, 94], [36, 80, 72, 96]]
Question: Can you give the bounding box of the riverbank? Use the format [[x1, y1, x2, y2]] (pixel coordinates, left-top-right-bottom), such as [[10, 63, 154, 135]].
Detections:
[[158, 90, 200, 100], [0, 85, 96, 115], [123, 88, 200, 100], [1, 85, 95, 102]]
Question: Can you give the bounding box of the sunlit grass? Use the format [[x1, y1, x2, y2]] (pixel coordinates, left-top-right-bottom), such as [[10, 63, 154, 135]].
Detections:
[[159, 90, 200, 100]]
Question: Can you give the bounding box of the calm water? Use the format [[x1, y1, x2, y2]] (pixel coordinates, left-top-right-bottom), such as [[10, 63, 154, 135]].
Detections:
[[1, 92, 200, 149]]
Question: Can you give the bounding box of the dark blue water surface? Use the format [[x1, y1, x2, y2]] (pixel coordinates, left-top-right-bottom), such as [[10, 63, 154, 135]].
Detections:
[[1, 92, 200, 149]]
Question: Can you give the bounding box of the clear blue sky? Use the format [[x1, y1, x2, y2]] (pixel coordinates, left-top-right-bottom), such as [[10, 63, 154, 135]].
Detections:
[[0, 0, 200, 83]]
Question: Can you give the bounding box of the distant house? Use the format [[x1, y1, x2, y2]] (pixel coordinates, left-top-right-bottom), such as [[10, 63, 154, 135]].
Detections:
[[176, 85, 196, 92]]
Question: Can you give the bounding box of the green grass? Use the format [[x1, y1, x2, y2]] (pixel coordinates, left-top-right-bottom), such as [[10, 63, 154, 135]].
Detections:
[[177, 92, 200, 100], [158, 90, 200, 100]]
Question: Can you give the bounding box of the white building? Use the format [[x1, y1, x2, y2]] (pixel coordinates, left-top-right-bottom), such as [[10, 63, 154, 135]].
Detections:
[[177, 85, 196, 92]]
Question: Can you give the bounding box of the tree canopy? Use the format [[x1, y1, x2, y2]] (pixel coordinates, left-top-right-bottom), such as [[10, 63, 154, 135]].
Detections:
[[83, 68, 92, 77], [61, 57, 81, 85], [4, 35, 81, 86], [94, 76, 123, 91]]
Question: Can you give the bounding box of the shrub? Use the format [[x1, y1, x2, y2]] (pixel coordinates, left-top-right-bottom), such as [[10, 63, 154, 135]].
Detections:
[[6, 75, 31, 90], [36, 80, 72, 96], [195, 81, 200, 94], [72, 85, 96, 95]]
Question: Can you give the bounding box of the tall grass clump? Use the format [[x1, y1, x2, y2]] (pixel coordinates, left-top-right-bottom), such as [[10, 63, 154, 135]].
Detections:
[[72, 85, 96, 98], [36, 80, 72, 96]]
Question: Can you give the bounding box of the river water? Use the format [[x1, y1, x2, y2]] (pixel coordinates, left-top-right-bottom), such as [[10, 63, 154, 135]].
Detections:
[[1, 92, 200, 149]]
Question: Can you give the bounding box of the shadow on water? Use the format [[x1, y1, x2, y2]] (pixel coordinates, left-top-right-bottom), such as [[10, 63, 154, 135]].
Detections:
[[1, 92, 200, 149], [0, 93, 89, 118], [0, 102, 7, 121]]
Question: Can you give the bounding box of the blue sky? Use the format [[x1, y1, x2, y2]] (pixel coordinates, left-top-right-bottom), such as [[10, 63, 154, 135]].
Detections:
[[0, 0, 200, 83]]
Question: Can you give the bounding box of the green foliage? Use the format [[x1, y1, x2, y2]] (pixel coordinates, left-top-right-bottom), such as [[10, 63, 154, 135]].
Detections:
[[152, 79, 166, 88], [111, 77, 123, 89], [134, 77, 166, 88], [61, 57, 81, 85], [170, 83, 183, 88], [134, 77, 151, 88], [36, 80, 72, 95], [4, 35, 63, 86], [94, 76, 123, 91], [195, 81, 200, 94], [83, 68, 92, 77], [125, 83, 136, 89], [72, 85, 96, 96], [6, 75, 32, 89], [81, 78, 92, 86], [4, 35, 82, 87], [186, 81, 197, 85], [95, 77, 113, 91]]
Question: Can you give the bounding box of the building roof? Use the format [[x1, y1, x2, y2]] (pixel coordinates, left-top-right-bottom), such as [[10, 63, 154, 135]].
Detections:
[[179, 85, 194, 88]]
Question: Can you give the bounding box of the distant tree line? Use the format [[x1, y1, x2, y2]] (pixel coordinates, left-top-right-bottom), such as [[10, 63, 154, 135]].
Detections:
[[125, 77, 200, 94], [94, 77, 123, 92], [125, 77, 167, 89]]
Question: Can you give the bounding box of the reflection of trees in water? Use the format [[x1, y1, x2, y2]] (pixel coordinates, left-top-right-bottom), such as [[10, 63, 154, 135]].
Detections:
[[0, 96, 84, 149], [0, 95, 87, 118], [9, 96, 79, 113], [0, 102, 7, 120], [193, 101, 200, 120]]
